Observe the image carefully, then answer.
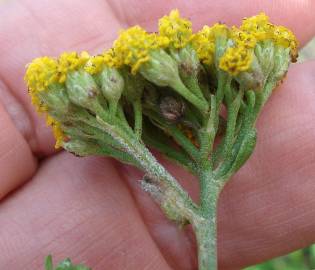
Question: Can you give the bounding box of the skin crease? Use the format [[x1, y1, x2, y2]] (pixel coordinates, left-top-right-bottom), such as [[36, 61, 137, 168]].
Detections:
[[0, 0, 315, 269]]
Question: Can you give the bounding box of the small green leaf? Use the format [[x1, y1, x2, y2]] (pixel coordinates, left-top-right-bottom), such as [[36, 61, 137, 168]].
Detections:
[[45, 255, 53, 270], [45, 256, 91, 270]]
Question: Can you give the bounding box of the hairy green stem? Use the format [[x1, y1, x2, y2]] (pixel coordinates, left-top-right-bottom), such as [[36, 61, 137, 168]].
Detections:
[[142, 131, 198, 174], [193, 215, 218, 270], [133, 99, 143, 139], [144, 109, 200, 161], [96, 116, 198, 212], [170, 78, 209, 113], [183, 75, 207, 101]]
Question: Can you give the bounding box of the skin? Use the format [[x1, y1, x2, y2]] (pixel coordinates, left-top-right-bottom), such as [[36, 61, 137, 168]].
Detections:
[[0, 0, 315, 269]]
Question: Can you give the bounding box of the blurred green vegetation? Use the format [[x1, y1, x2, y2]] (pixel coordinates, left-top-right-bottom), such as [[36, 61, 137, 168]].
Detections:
[[245, 245, 315, 270]]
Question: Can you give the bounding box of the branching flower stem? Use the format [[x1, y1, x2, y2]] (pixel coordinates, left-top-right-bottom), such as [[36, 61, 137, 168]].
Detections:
[[25, 10, 298, 270]]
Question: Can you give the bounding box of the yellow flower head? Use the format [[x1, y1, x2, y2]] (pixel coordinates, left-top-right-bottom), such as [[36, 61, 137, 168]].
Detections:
[[231, 26, 256, 49], [219, 45, 253, 75], [103, 49, 121, 67], [240, 12, 272, 41], [58, 51, 90, 82], [46, 114, 65, 148], [114, 26, 169, 74], [85, 49, 122, 75], [85, 55, 105, 75], [241, 13, 298, 61], [273, 25, 299, 62], [25, 57, 59, 112], [159, 9, 192, 49], [25, 57, 58, 92], [192, 23, 229, 65]]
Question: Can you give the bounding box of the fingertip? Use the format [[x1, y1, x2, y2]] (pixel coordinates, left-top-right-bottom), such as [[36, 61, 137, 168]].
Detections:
[[0, 99, 37, 200]]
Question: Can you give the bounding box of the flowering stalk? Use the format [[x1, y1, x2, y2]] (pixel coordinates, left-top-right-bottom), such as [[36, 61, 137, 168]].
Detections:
[[25, 10, 298, 270]]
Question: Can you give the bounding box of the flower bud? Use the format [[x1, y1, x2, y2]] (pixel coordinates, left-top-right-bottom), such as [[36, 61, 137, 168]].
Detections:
[[37, 83, 70, 116], [63, 139, 99, 156], [171, 45, 200, 78], [97, 67, 124, 103], [65, 70, 100, 110], [270, 47, 291, 83], [140, 49, 180, 87], [254, 41, 275, 76], [121, 69, 145, 102]]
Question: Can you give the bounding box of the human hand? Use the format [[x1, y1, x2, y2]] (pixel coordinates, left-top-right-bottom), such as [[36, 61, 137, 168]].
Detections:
[[1, 1, 315, 269]]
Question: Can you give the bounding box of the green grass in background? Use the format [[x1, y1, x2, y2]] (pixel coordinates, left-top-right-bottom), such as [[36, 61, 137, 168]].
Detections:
[[244, 245, 315, 270]]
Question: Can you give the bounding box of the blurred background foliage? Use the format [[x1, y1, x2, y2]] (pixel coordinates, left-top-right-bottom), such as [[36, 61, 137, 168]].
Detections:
[[244, 37, 315, 270], [244, 245, 315, 270], [245, 245, 315, 269]]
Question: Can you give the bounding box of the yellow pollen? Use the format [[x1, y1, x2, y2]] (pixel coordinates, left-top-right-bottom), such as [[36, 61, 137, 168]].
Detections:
[[85, 55, 105, 75], [46, 115, 65, 148], [231, 26, 256, 49], [240, 12, 272, 41], [25, 57, 59, 112], [113, 26, 169, 74], [25, 57, 58, 92], [58, 51, 90, 82], [159, 9, 192, 49], [219, 45, 253, 76], [192, 23, 229, 65], [273, 25, 299, 62], [240, 13, 298, 61]]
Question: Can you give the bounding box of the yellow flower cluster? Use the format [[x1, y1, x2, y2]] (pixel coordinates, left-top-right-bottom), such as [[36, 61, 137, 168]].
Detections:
[[25, 57, 57, 113], [25, 53, 90, 148], [25, 57, 59, 93], [192, 23, 229, 65], [159, 9, 192, 49], [219, 12, 298, 75], [25, 52, 91, 109], [219, 46, 253, 76], [25, 10, 298, 147], [46, 115, 65, 148], [240, 13, 298, 61], [219, 27, 255, 75], [25, 58, 58, 143], [84, 55, 104, 75], [58, 51, 90, 82], [273, 25, 298, 62], [240, 13, 272, 41], [85, 49, 119, 75], [113, 26, 169, 74], [231, 26, 256, 49]]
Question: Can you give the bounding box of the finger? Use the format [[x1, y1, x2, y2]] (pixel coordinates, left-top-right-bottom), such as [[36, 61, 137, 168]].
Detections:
[[108, 0, 315, 45], [123, 60, 315, 269], [0, 91, 37, 200], [0, 153, 172, 270]]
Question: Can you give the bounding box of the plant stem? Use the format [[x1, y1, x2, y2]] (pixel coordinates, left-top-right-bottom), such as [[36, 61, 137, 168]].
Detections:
[[183, 75, 207, 101], [96, 116, 198, 212], [144, 109, 200, 161], [193, 166, 222, 270], [193, 215, 218, 270], [108, 100, 118, 117], [133, 99, 142, 139], [170, 78, 209, 113]]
